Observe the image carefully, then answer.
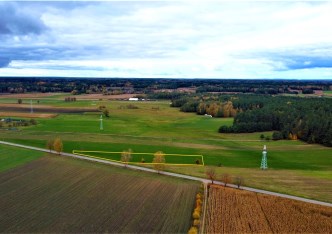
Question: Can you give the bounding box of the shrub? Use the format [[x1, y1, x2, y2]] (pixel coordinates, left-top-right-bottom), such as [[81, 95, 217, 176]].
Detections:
[[272, 131, 283, 140], [192, 210, 200, 219], [194, 207, 201, 213], [193, 219, 200, 227], [188, 226, 198, 234], [127, 104, 139, 109]]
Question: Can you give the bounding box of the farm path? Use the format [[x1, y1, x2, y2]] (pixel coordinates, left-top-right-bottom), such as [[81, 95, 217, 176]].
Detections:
[[1, 140, 332, 208]]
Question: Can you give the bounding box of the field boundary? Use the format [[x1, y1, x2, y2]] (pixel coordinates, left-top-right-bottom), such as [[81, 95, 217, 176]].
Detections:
[[72, 150, 205, 166]]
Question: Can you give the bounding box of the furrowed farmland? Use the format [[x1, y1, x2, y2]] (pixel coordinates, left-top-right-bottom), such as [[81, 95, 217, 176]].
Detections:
[[0, 156, 199, 233], [205, 185, 332, 233]]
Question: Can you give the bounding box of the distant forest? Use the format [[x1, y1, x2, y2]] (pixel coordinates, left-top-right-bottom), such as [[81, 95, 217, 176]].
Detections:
[[1, 77, 331, 146], [0, 77, 331, 95]]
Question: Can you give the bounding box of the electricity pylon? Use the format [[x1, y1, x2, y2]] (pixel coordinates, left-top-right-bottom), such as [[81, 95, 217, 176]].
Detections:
[[100, 114, 103, 130], [260, 145, 268, 170]]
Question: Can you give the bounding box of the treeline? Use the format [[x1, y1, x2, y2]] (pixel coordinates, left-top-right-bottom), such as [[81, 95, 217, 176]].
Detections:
[[169, 94, 332, 146], [171, 95, 240, 117], [0, 77, 331, 95], [218, 96, 332, 147]]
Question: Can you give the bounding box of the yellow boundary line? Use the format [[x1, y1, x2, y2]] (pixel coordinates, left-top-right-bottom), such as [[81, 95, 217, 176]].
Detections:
[[72, 150, 204, 166]]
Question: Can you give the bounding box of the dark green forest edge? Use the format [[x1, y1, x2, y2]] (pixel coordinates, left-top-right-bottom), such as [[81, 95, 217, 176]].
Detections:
[[170, 95, 332, 147]]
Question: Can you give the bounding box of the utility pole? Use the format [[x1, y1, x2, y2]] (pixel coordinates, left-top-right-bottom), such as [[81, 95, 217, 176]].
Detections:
[[30, 100, 33, 113], [260, 145, 268, 170]]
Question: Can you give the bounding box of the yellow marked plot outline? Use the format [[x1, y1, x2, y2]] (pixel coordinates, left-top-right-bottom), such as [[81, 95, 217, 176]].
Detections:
[[72, 150, 204, 166]]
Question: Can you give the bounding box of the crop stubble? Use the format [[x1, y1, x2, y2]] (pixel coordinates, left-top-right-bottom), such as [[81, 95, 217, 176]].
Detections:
[[205, 185, 332, 233]]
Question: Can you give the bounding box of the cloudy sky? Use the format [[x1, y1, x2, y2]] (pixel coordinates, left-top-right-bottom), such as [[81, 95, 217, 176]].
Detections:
[[1, 1, 332, 79]]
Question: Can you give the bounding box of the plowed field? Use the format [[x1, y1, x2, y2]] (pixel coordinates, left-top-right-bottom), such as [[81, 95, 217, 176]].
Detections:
[[0, 156, 199, 233], [205, 185, 332, 233]]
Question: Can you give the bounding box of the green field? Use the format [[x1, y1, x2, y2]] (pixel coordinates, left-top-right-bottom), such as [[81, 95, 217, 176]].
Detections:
[[0, 97, 331, 202], [0, 144, 44, 172], [0, 155, 199, 233], [73, 150, 204, 165]]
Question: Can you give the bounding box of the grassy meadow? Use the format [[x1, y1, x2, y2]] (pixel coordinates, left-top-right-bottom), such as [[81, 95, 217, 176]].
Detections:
[[0, 96, 332, 202]]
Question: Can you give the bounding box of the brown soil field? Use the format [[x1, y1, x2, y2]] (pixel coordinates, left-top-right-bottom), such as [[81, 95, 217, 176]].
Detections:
[[0, 112, 57, 118], [74, 93, 137, 100], [0, 92, 64, 98], [205, 185, 332, 233], [0, 103, 97, 113], [0, 156, 198, 233]]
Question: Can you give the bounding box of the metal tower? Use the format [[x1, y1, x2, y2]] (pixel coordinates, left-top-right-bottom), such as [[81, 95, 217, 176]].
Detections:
[[100, 114, 103, 130], [30, 100, 33, 113], [260, 145, 268, 170]]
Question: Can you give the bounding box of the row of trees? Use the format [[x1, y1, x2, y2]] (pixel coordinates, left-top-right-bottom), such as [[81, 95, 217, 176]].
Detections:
[[121, 149, 166, 173], [171, 96, 239, 117], [0, 118, 37, 128], [205, 167, 244, 188], [1, 77, 331, 94], [46, 137, 63, 154]]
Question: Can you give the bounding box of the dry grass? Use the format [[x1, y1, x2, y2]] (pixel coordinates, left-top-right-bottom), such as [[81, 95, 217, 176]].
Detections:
[[0, 112, 57, 118], [0, 156, 198, 233], [205, 185, 332, 233]]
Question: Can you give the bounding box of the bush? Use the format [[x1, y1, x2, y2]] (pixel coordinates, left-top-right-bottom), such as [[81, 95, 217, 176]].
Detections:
[[193, 219, 200, 227], [188, 226, 198, 234], [192, 210, 200, 219], [272, 131, 283, 140], [126, 104, 139, 109], [194, 207, 201, 213]]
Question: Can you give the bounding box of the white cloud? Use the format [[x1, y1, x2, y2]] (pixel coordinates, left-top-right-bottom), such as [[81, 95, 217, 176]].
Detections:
[[1, 1, 332, 79]]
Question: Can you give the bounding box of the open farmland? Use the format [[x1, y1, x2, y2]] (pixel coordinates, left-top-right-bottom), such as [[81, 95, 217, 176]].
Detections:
[[0, 112, 57, 118], [0, 103, 98, 113], [0, 97, 332, 202], [205, 185, 332, 233], [0, 155, 199, 233]]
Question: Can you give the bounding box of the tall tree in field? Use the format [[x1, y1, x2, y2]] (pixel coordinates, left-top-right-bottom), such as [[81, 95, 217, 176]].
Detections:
[[206, 167, 216, 184], [121, 148, 132, 167], [153, 151, 165, 173], [221, 173, 232, 187], [53, 137, 63, 155], [234, 176, 244, 189], [46, 139, 54, 152]]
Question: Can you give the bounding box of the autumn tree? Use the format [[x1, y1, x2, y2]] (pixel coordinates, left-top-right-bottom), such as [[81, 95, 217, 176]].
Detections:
[[53, 137, 63, 155], [121, 148, 132, 167], [153, 151, 165, 173], [46, 139, 54, 152], [234, 176, 244, 189], [221, 173, 232, 187], [205, 167, 216, 184]]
